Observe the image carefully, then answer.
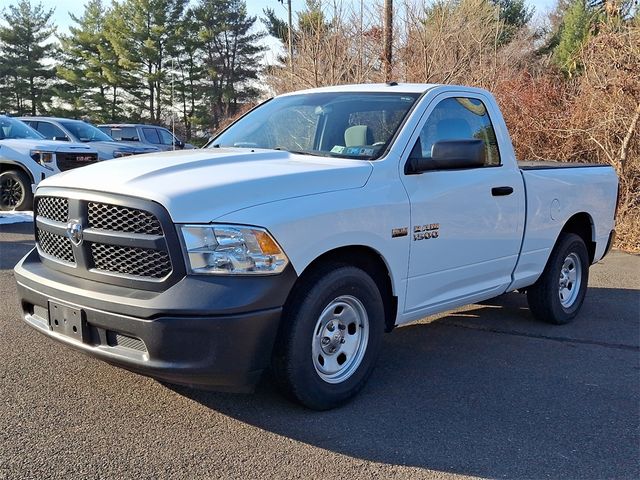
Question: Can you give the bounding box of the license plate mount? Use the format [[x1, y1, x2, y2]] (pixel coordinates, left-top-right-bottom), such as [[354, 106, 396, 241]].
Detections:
[[48, 301, 87, 342]]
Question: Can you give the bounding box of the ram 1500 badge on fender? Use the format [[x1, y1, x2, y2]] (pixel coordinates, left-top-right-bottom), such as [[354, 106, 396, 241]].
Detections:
[[14, 84, 618, 410]]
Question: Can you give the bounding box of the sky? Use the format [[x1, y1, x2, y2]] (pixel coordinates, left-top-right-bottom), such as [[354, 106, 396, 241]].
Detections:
[[35, 0, 559, 39]]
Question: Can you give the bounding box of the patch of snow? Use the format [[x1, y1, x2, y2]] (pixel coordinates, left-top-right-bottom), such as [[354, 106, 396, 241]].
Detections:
[[0, 211, 34, 225]]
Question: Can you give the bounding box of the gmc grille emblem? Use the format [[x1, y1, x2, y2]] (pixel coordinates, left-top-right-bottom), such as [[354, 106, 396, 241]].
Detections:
[[67, 220, 84, 246]]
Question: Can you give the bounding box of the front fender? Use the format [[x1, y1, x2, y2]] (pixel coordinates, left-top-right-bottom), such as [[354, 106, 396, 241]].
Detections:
[[215, 186, 411, 298]]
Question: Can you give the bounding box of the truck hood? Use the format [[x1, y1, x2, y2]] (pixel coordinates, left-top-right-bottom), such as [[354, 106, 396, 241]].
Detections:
[[39, 148, 373, 222], [0, 138, 96, 154]]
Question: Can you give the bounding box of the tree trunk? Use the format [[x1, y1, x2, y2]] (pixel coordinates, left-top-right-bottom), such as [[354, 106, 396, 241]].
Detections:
[[619, 102, 640, 174]]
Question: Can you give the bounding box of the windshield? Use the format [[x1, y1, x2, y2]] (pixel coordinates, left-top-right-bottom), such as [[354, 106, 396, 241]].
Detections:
[[210, 92, 421, 160], [61, 121, 114, 142], [0, 117, 44, 140]]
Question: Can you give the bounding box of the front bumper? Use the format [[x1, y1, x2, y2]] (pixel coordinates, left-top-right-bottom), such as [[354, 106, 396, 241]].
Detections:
[[14, 248, 297, 391]]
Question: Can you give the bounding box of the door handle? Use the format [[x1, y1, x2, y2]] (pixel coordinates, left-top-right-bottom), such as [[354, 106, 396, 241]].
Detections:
[[492, 186, 514, 196]]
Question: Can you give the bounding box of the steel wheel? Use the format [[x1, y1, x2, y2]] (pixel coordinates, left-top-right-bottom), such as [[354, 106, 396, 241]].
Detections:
[[558, 252, 582, 308], [311, 295, 370, 384], [0, 175, 24, 209]]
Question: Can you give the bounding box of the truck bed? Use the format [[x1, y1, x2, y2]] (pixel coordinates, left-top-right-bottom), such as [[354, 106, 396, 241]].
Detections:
[[518, 161, 610, 170]]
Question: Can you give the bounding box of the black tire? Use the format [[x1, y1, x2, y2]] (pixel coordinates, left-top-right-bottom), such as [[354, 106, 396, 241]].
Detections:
[[527, 233, 589, 325], [0, 169, 33, 211], [272, 263, 385, 410]]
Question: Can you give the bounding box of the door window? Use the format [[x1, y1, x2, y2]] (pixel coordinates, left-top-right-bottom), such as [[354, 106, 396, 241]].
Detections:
[[413, 97, 501, 166], [142, 128, 161, 144], [157, 129, 176, 146], [36, 122, 67, 140]]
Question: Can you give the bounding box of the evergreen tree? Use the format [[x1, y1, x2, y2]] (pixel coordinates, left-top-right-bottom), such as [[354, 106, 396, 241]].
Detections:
[[56, 0, 129, 122], [193, 0, 264, 128], [0, 0, 56, 115], [168, 9, 207, 140], [555, 0, 594, 76], [105, 0, 187, 122], [491, 0, 534, 43]]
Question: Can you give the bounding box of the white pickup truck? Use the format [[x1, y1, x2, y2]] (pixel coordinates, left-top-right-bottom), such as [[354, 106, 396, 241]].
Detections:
[[14, 84, 618, 409]]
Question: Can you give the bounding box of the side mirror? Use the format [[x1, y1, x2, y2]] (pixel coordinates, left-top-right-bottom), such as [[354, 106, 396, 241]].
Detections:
[[175, 139, 185, 149], [407, 140, 486, 174], [53, 136, 70, 142]]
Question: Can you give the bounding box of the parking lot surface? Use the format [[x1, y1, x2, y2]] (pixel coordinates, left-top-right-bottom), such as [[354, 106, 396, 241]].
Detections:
[[1, 221, 638, 479]]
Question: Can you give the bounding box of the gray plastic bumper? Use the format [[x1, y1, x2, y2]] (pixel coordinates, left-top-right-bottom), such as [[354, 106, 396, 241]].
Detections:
[[14, 248, 298, 391]]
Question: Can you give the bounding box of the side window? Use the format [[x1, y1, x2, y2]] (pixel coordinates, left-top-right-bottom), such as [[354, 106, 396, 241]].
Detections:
[[157, 129, 175, 146], [414, 97, 500, 166], [37, 122, 67, 140], [110, 127, 139, 141], [143, 128, 161, 144]]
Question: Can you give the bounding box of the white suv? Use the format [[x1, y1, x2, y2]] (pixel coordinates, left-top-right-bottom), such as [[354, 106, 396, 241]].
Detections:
[[0, 116, 97, 211]]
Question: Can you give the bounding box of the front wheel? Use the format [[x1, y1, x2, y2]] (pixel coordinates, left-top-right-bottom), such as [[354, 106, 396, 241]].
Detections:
[[527, 233, 589, 325], [272, 264, 385, 410], [0, 170, 33, 211]]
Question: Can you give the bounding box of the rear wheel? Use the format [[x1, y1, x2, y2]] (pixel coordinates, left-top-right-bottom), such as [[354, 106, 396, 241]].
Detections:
[[527, 233, 589, 325], [0, 170, 33, 211], [272, 264, 385, 410]]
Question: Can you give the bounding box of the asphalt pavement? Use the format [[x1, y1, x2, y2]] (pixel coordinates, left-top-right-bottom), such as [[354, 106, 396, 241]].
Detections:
[[1, 221, 638, 479]]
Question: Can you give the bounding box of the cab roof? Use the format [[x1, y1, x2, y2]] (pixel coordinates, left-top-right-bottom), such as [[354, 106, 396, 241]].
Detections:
[[278, 83, 439, 97]]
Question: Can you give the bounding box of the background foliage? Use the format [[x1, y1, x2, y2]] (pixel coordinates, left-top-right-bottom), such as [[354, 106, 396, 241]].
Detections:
[[0, 0, 638, 249]]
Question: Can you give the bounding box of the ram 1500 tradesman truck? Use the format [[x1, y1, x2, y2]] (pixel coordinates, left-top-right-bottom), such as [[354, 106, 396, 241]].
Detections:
[[14, 84, 618, 409]]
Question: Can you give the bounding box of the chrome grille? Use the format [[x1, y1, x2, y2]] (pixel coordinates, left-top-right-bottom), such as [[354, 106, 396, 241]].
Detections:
[[37, 229, 75, 264], [34, 190, 180, 289], [88, 202, 162, 235], [37, 197, 68, 222], [91, 243, 172, 279]]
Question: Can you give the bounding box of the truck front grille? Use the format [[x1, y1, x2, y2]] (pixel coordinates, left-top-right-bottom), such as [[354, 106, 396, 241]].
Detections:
[[36, 229, 75, 264], [91, 243, 172, 278], [33, 190, 183, 290], [56, 152, 99, 172], [88, 202, 162, 235], [37, 196, 69, 222]]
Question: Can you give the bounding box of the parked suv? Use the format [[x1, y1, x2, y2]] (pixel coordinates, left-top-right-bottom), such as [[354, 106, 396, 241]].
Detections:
[[0, 116, 98, 211], [97, 124, 194, 151], [20, 117, 159, 160]]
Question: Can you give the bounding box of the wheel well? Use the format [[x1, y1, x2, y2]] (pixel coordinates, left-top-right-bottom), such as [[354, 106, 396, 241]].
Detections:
[[561, 213, 596, 263], [296, 246, 398, 332], [0, 162, 35, 184]]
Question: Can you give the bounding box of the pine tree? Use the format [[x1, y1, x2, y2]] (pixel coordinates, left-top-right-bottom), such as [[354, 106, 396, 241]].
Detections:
[[491, 0, 534, 44], [555, 0, 594, 76], [0, 0, 56, 115], [193, 0, 264, 128], [167, 9, 207, 140], [105, 0, 187, 123], [56, 0, 129, 122]]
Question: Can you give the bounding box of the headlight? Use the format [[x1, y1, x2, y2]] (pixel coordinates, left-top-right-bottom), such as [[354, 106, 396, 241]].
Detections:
[[30, 150, 55, 170], [180, 224, 289, 275], [113, 150, 135, 158]]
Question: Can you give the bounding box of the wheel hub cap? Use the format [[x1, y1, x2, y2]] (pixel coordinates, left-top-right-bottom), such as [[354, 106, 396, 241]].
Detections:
[[312, 295, 370, 384], [558, 252, 582, 308]]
